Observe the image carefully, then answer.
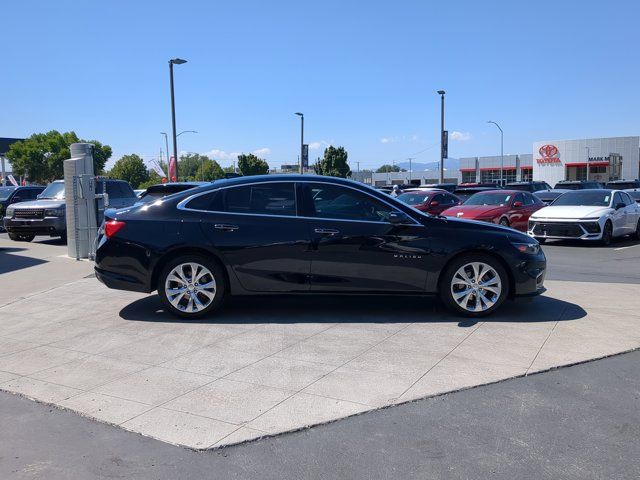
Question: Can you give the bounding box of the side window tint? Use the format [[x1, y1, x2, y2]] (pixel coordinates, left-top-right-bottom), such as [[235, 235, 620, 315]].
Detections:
[[613, 192, 623, 206], [622, 193, 633, 206], [442, 194, 457, 205], [308, 183, 392, 222], [226, 183, 296, 216], [185, 191, 222, 211], [523, 193, 535, 205], [106, 182, 120, 198], [514, 193, 525, 204]]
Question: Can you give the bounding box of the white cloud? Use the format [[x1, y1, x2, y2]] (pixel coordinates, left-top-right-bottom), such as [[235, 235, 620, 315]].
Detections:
[[450, 131, 472, 142], [380, 137, 397, 144], [308, 141, 322, 150], [381, 135, 419, 144], [252, 147, 271, 156]]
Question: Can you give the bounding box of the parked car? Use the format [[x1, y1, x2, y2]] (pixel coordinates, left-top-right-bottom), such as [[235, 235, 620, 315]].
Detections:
[[624, 188, 640, 203], [94, 175, 546, 318], [528, 189, 640, 245], [3, 179, 137, 242], [136, 182, 208, 205], [505, 181, 552, 193], [534, 189, 571, 205], [396, 189, 460, 215], [452, 186, 498, 203], [442, 190, 544, 231], [0, 185, 45, 229], [553, 180, 602, 190], [606, 180, 640, 190]]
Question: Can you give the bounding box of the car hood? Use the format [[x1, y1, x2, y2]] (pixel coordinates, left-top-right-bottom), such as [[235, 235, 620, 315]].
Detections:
[[442, 205, 505, 218], [9, 199, 66, 209], [530, 205, 611, 219]]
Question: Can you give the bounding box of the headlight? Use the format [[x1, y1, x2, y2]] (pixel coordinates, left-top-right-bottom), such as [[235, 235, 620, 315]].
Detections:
[[512, 242, 540, 255], [5, 206, 14, 218], [44, 207, 65, 217]]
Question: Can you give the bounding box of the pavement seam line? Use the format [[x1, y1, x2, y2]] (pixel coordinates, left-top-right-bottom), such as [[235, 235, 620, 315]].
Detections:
[[524, 304, 567, 375]]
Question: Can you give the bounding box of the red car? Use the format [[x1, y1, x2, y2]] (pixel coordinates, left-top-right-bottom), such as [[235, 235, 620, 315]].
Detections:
[[395, 189, 461, 215], [441, 190, 544, 231]]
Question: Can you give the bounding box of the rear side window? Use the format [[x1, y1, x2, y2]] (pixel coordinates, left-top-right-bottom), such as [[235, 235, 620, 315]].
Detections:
[[185, 183, 296, 216]]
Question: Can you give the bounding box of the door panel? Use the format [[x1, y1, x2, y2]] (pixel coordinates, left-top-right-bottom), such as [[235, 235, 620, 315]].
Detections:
[[301, 182, 430, 292], [196, 183, 311, 292]]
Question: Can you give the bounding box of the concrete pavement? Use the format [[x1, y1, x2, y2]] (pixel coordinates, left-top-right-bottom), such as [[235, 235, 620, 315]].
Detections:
[[1, 348, 638, 479]]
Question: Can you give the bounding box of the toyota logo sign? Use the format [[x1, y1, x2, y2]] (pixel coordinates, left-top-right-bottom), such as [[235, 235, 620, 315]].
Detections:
[[539, 145, 558, 158]]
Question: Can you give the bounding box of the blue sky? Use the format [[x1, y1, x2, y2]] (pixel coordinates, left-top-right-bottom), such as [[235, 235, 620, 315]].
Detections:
[[2, 0, 639, 171]]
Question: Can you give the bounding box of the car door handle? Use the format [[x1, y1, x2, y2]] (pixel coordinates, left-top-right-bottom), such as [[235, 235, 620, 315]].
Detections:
[[214, 224, 239, 232], [314, 228, 340, 235]]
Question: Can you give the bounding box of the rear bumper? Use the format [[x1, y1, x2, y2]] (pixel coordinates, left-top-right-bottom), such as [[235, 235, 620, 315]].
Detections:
[[3, 216, 66, 236], [95, 267, 151, 293]]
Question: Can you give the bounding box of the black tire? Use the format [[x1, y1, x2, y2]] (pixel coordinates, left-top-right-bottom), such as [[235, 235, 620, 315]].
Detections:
[[439, 253, 509, 317], [8, 232, 35, 242], [537, 238, 547, 245], [633, 220, 640, 241], [599, 221, 613, 246], [58, 231, 68, 244], [158, 254, 226, 319], [499, 217, 510, 227]]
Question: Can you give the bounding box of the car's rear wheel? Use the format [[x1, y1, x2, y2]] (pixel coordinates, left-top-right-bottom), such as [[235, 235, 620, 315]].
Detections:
[[633, 219, 640, 241], [8, 233, 35, 242], [600, 221, 613, 246], [158, 255, 226, 319], [439, 254, 509, 317], [499, 217, 509, 227], [537, 238, 547, 244]]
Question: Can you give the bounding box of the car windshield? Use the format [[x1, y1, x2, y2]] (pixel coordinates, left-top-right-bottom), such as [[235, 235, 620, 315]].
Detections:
[[552, 191, 611, 207], [39, 182, 65, 199], [464, 192, 512, 206], [396, 192, 430, 205], [0, 186, 17, 201]]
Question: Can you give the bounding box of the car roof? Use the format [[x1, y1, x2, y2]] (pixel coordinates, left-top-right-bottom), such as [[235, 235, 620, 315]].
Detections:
[[505, 181, 545, 185]]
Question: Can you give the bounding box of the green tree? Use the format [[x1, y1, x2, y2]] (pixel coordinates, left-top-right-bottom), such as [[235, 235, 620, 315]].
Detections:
[[195, 158, 225, 181], [137, 160, 168, 190], [314, 146, 351, 178], [107, 154, 149, 188], [6, 131, 112, 183], [177, 153, 209, 180], [237, 153, 269, 176], [376, 164, 404, 173]]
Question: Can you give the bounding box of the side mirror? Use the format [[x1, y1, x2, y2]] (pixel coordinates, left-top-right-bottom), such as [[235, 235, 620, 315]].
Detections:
[[430, 200, 439, 207], [389, 210, 410, 224], [615, 202, 625, 210], [513, 201, 523, 208]]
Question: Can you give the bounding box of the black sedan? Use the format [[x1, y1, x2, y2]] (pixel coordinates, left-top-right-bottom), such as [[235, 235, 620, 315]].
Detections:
[[95, 175, 546, 318]]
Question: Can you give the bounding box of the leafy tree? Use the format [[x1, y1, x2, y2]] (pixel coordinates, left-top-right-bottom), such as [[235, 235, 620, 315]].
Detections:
[[137, 160, 168, 190], [6, 131, 111, 183], [107, 154, 149, 188], [195, 158, 225, 181], [177, 153, 210, 180], [376, 164, 405, 173], [237, 153, 269, 176], [314, 146, 351, 178]]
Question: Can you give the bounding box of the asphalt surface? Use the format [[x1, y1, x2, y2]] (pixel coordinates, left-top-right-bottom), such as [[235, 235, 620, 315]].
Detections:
[[1, 350, 638, 479]]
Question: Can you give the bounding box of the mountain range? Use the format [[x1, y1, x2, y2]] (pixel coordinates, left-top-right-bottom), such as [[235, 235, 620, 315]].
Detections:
[[395, 158, 460, 172]]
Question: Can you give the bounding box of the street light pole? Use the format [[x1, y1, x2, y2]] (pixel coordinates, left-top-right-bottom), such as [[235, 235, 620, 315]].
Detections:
[[295, 112, 304, 174], [408, 157, 414, 184], [487, 121, 504, 185], [585, 146, 590, 181], [437, 90, 446, 183], [169, 58, 187, 180]]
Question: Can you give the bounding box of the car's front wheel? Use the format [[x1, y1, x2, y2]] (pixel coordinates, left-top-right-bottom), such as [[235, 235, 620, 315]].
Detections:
[[600, 221, 613, 246], [439, 254, 509, 317], [158, 255, 226, 319]]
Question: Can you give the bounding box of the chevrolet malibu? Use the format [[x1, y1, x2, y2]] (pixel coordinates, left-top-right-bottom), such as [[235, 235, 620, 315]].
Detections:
[[95, 175, 546, 318], [442, 190, 544, 231], [528, 189, 640, 245]]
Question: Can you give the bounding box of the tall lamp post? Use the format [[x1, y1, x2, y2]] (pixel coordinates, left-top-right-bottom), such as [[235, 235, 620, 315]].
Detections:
[[487, 121, 504, 185], [169, 58, 187, 180], [437, 90, 446, 183], [295, 112, 304, 174], [585, 146, 590, 181]]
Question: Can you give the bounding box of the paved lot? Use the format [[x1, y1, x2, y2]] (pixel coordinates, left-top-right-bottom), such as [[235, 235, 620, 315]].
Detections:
[[1, 233, 639, 449], [1, 349, 638, 479]]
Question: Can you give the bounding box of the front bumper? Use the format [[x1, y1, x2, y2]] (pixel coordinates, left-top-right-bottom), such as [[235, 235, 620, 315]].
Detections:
[[3, 216, 66, 236], [527, 219, 602, 241], [511, 248, 546, 297]]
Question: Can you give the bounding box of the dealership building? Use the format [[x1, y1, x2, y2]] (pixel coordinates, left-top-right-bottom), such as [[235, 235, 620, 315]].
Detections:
[[460, 136, 640, 186]]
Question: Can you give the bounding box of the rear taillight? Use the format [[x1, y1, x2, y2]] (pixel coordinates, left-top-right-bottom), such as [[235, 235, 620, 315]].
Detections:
[[104, 220, 126, 238]]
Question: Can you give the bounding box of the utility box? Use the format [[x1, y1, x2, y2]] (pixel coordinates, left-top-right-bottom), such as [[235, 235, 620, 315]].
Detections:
[[64, 143, 98, 259]]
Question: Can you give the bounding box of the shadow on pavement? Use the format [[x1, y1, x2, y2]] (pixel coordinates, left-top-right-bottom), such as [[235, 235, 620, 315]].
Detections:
[[119, 293, 586, 327], [0, 249, 47, 274]]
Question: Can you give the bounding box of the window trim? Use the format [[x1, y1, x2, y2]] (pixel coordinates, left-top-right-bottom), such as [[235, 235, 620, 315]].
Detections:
[[177, 180, 422, 226]]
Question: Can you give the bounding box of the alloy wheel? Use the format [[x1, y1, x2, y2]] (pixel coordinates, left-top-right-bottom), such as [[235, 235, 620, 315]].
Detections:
[[164, 262, 217, 313], [450, 262, 502, 313]]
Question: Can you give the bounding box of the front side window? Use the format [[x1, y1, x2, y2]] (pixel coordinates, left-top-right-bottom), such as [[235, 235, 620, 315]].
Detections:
[[307, 183, 393, 222], [396, 192, 430, 206]]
